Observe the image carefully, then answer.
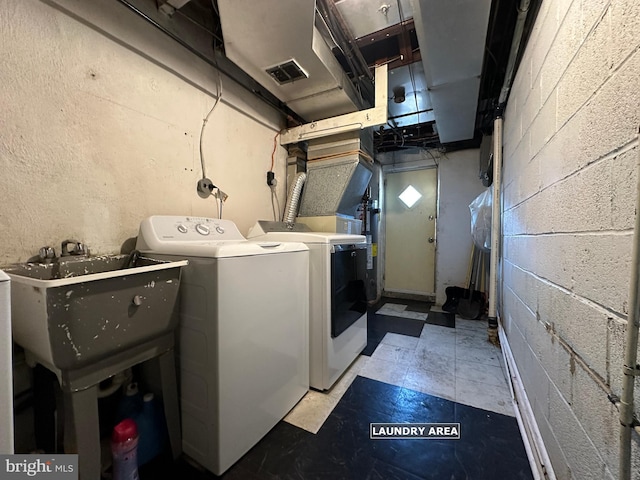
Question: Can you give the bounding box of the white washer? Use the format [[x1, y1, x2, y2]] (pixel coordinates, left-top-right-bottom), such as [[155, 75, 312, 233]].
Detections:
[[0, 271, 13, 454], [137, 216, 309, 475], [248, 222, 367, 391]]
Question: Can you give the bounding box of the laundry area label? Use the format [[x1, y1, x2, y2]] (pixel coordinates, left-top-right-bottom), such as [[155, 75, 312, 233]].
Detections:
[[370, 423, 460, 439], [0, 455, 78, 479]]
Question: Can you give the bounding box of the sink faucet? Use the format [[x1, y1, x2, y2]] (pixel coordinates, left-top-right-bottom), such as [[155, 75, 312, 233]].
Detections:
[[61, 239, 89, 257], [38, 246, 57, 263]]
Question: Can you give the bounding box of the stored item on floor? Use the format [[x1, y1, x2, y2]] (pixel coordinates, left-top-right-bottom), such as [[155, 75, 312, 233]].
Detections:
[[116, 384, 167, 466], [135, 393, 168, 466], [137, 215, 309, 475], [457, 246, 483, 320], [443, 244, 475, 314], [116, 382, 143, 423], [111, 418, 140, 480], [247, 220, 367, 390], [442, 285, 463, 313], [469, 188, 492, 252]]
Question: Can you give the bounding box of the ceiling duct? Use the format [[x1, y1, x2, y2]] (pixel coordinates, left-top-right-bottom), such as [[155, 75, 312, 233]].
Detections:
[[410, 0, 492, 143], [217, 0, 363, 121]]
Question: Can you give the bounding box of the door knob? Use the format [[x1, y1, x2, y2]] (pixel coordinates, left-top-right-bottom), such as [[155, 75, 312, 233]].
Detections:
[[428, 237, 435, 243]]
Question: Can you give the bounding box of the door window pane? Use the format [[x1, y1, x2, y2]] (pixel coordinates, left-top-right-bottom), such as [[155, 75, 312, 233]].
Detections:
[[399, 185, 422, 208]]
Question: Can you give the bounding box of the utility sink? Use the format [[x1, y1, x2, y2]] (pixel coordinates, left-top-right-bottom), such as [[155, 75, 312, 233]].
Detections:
[[4, 254, 188, 371]]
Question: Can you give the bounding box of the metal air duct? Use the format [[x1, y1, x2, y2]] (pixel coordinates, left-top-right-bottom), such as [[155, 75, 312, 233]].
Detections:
[[218, 0, 363, 121], [410, 0, 492, 143]]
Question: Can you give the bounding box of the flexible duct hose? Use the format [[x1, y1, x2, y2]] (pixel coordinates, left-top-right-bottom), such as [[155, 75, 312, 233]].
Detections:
[[283, 172, 307, 224]]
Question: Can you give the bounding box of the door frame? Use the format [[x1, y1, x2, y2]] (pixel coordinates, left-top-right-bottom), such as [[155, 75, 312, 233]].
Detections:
[[380, 163, 440, 302]]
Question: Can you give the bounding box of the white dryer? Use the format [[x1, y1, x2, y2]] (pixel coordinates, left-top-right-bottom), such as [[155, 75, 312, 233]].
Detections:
[[137, 216, 309, 475], [248, 221, 367, 391]]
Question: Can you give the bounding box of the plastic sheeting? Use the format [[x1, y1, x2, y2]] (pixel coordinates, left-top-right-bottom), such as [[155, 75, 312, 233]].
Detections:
[[469, 189, 492, 252]]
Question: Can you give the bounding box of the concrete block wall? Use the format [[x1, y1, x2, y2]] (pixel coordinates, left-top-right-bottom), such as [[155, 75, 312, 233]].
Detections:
[[502, 0, 640, 479], [0, 0, 288, 265]]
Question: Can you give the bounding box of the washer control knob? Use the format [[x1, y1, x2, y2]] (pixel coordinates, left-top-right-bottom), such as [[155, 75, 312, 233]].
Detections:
[[215, 226, 225, 235], [177, 224, 188, 234], [195, 223, 210, 236]]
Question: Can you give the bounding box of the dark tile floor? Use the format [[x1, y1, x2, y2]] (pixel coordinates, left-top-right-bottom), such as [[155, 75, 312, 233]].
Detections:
[[138, 297, 529, 480], [142, 376, 532, 480], [421, 310, 456, 329], [362, 298, 455, 356]]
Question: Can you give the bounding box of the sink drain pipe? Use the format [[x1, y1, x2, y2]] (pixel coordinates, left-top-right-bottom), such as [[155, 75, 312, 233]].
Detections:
[[619, 129, 640, 480]]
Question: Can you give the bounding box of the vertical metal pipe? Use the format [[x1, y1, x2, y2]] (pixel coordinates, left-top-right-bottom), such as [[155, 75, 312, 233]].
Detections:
[[488, 116, 503, 341], [498, 0, 531, 105], [491, 0, 529, 334], [619, 131, 640, 480]]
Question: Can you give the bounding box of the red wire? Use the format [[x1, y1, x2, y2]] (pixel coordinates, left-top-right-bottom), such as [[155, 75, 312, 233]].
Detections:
[[270, 131, 280, 171]]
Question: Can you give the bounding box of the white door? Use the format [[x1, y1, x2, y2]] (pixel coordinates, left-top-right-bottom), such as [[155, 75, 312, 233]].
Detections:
[[384, 168, 437, 296]]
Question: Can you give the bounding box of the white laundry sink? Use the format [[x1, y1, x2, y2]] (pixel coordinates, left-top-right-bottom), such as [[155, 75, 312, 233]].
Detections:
[[4, 254, 187, 371]]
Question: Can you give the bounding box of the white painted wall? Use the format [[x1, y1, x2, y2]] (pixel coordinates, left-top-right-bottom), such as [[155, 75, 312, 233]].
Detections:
[[436, 149, 486, 306], [0, 0, 289, 265], [378, 148, 484, 306], [501, 0, 640, 479]]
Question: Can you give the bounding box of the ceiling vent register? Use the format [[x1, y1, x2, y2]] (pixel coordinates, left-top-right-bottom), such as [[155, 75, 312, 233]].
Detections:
[[266, 59, 309, 85]]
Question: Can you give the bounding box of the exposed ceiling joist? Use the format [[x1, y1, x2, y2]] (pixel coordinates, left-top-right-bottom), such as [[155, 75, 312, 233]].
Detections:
[[355, 19, 414, 47]]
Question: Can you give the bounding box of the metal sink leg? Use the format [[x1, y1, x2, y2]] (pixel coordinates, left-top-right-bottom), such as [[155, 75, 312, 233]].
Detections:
[[63, 385, 101, 480], [157, 350, 181, 460]]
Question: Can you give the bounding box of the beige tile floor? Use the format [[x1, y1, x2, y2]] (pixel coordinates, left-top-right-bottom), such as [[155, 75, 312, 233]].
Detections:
[[285, 316, 514, 434]]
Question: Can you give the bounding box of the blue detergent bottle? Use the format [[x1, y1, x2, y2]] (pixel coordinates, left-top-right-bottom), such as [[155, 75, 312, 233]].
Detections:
[[135, 393, 169, 466], [116, 382, 143, 423]]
